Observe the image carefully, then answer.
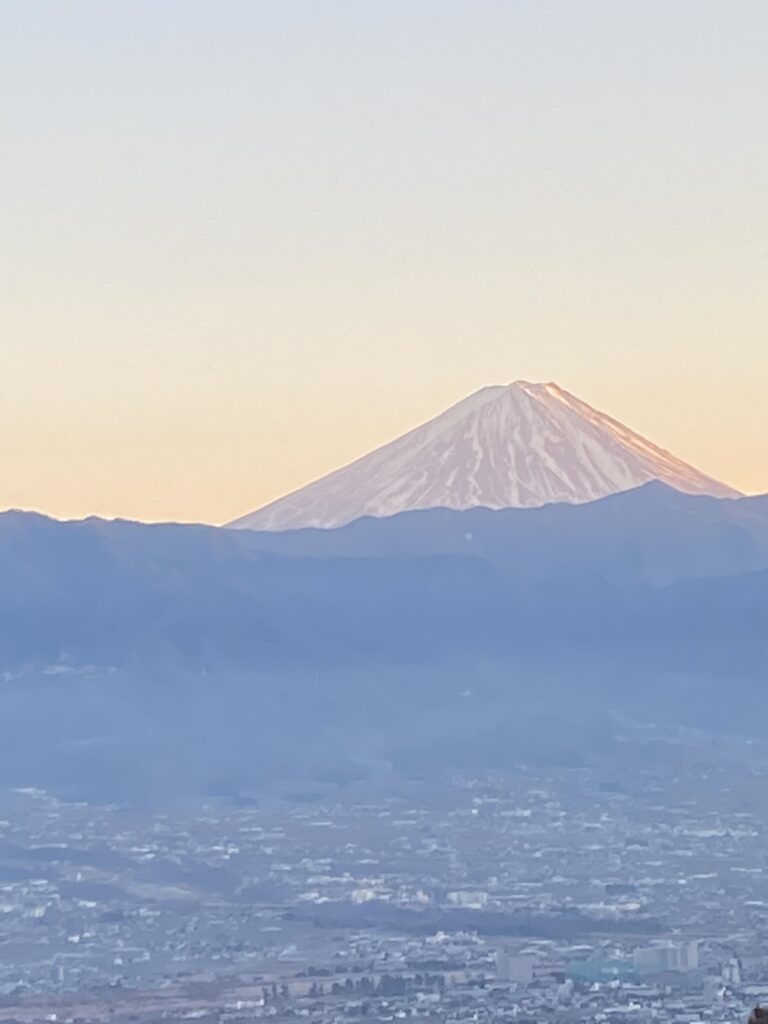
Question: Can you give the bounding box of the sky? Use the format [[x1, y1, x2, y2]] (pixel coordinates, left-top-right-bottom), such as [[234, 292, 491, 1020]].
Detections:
[[1, 1, 766, 524]]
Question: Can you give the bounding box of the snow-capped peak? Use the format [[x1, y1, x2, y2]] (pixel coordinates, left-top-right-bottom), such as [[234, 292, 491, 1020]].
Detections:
[[229, 381, 740, 531]]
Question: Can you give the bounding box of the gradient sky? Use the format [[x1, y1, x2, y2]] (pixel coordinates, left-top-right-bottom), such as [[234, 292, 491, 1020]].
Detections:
[[1, 1, 766, 524]]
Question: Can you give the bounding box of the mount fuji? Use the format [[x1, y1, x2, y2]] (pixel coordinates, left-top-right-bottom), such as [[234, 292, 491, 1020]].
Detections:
[[230, 381, 740, 531]]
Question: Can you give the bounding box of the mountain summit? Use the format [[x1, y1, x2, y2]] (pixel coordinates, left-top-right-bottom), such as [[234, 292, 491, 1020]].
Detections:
[[230, 381, 740, 530]]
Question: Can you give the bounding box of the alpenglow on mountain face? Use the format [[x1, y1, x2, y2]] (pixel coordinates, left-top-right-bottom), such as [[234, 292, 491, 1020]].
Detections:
[[230, 381, 740, 530]]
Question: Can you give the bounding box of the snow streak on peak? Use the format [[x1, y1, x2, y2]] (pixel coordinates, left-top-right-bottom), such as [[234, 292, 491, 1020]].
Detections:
[[230, 381, 741, 531]]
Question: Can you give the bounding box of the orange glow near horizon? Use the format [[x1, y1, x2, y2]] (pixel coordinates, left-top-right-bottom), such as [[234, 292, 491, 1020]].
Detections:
[[1, 3, 766, 523]]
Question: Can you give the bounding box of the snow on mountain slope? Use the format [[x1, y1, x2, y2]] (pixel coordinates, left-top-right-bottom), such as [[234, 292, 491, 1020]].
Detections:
[[230, 381, 741, 530]]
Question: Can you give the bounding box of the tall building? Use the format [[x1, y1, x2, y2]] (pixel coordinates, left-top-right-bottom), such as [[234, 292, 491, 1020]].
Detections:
[[722, 957, 742, 986], [496, 952, 534, 985], [633, 941, 699, 974]]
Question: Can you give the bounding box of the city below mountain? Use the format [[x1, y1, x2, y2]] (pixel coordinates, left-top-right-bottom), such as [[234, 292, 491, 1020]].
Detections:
[[230, 381, 740, 531]]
